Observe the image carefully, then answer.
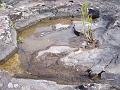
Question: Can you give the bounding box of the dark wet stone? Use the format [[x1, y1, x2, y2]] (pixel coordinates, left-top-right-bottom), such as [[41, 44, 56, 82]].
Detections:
[[69, 0, 74, 3], [72, 25, 83, 36], [75, 85, 87, 90], [88, 8, 100, 19], [89, 83, 94, 87]]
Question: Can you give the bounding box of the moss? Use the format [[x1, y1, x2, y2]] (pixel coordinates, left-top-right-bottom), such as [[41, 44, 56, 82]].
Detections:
[[17, 36, 24, 44], [0, 53, 24, 75]]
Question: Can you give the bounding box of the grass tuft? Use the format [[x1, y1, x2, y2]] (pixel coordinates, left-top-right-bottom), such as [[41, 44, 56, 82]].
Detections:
[[81, 0, 95, 43]]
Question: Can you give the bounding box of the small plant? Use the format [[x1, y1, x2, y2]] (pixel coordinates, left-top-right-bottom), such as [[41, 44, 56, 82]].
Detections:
[[0, 0, 6, 10], [81, 0, 95, 43], [17, 36, 24, 44]]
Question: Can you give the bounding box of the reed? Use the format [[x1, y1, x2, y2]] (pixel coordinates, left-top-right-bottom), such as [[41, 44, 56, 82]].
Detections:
[[81, 0, 94, 43]]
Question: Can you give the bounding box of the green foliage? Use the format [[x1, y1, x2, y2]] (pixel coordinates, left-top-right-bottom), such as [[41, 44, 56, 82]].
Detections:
[[81, 0, 94, 43], [0, 0, 6, 10], [0, 0, 2, 8], [17, 36, 24, 44], [12, 21, 16, 29]]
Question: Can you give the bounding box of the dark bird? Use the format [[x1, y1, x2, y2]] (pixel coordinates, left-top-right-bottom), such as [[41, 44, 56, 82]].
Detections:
[[86, 69, 92, 77], [91, 70, 105, 80], [86, 69, 105, 80]]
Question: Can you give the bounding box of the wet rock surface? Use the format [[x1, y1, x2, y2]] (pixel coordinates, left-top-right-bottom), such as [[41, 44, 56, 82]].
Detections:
[[0, 16, 17, 61], [0, 0, 120, 90], [13, 0, 120, 89], [16, 17, 120, 88]]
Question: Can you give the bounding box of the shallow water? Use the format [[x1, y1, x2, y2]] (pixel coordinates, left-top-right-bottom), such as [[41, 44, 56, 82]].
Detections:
[[1, 17, 119, 85], [1, 17, 89, 85], [18, 18, 80, 52], [17, 18, 88, 84]]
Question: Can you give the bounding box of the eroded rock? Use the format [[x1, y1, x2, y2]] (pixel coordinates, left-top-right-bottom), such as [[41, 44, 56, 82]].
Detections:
[[1, 0, 120, 89], [0, 16, 17, 61]]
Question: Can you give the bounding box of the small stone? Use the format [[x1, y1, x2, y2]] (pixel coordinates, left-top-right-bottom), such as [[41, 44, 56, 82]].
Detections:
[[14, 84, 19, 88], [75, 85, 87, 90], [82, 41, 88, 48], [41, 32, 45, 35], [8, 82, 14, 88], [40, 34, 44, 37], [69, 0, 74, 3]]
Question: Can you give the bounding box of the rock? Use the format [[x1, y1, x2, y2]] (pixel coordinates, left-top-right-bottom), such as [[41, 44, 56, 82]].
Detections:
[[6, 1, 81, 31], [73, 25, 83, 36], [55, 23, 70, 30], [0, 70, 76, 90], [103, 16, 120, 47], [69, 0, 74, 3], [75, 85, 87, 90], [8, 82, 14, 88], [9, 11, 22, 21], [2, 0, 20, 6], [73, 16, 111, 45], [75, 83, 119, 90], [1, 0, 120, 89], [88, 8, 100, 19], [0, 70, 119, 90], [0, 16, 17, 61], [61, 46, 120, 73]]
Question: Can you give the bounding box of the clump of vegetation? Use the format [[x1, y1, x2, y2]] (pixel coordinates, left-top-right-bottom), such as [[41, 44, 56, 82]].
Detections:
[[81, 0, 95, 43], [0, 0, 2, 7], [0, 0, 6, 10], [17, 36, 24, 44], [0, 53, 24, 74]]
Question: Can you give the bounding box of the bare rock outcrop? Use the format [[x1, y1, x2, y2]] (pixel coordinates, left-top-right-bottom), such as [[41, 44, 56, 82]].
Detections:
[[0, 16, 17, 61]]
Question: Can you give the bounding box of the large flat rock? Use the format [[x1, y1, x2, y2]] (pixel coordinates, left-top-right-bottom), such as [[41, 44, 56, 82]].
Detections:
[[0, 70, 119, 90], [0, 16, 17, 61]]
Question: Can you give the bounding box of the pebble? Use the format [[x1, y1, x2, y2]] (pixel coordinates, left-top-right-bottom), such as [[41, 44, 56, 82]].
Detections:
[[14, 84, 19, 88], [8, 82, 14, 88]]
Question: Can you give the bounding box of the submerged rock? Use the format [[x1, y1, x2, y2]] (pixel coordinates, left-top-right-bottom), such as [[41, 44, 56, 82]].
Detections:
[[0, 16, 17, 61], [1, 0, 120, 89]]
